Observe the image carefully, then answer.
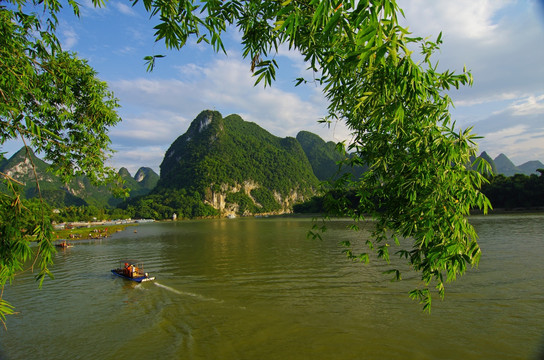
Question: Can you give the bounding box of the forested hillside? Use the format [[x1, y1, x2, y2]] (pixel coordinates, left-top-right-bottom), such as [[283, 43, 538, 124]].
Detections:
[[481, 171, 544, 209], [0, 148, 158, 208], [4, 117, 543, 218], [151, 110, 319, 216], [296, 131, 367, 181]]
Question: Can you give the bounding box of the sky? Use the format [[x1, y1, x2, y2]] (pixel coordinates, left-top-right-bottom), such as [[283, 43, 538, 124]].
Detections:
[[3, 0, 544, 175]]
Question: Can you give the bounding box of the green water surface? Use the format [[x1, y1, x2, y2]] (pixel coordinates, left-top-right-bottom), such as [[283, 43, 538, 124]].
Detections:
[[1, 215, 543, 359]]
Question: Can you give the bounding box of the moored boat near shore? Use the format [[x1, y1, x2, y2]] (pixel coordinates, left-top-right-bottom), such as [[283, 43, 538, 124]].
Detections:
[[55, 240, 73, 248]]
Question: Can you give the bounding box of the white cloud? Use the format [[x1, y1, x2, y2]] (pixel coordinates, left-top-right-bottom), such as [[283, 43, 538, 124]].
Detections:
[[398, 0, 514, 41], [78, 0, 111, 17], [110, 112, 190, 145], [478, 125, 544, 164], [399, 1, 543, 103], [64, 0, 541, 171], [109, 145, 167, 174], [509, 95, 544, 116], [484, 124, 528, 140], [175, 63, 205, 78], [111, 78, 196, 113], [113, 2, 138, 17], [125, 26, 149, 44], [276, 44, 315, 77], [395, 1, 544, 167], [116, 46, 136, 55], [455, 92, 521, 108], [107, 55, 352, 170], [470, 94, 544, 164], [112, 56, 337, 137], [60, 23, 78, 49]]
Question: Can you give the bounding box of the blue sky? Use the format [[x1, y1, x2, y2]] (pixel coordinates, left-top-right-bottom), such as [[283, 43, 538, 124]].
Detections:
[[4, 0, 544, 174]]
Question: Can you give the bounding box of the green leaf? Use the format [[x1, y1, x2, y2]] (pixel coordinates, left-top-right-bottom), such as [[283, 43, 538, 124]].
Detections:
[[323, 8, 342, 37]]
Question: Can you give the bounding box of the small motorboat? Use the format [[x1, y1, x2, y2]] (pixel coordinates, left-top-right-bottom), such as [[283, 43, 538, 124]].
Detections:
[[111, 261, 155, 283]]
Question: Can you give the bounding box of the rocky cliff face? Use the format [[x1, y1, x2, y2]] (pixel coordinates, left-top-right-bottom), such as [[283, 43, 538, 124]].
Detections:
[[1, 147, 54, 184], [201, 180, 303, 216]]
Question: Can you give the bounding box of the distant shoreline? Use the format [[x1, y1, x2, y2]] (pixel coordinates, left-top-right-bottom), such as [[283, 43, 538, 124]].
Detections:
[[472, 207, 544, 215], [52, 223, 137, 242]]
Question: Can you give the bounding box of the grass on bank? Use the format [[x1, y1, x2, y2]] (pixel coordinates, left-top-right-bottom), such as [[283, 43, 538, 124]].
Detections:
[[52, 224, 136, 242]]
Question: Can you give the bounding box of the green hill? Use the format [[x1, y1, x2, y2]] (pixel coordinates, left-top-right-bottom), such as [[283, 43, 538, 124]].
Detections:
[[296, 131, 344, 180], [479, 151, 496, 174], [296, 131, 367, 181], [494, 153, 520, 176], [134, 167, 159, 190], [518, 160, 544, 175], [4, 114, 541, 217], [156, 110, 319, 215], [471, 151, 497, 175], [0, 147, 61, 198], [118, 167, 159, 199], [0, 148, 158, 208]]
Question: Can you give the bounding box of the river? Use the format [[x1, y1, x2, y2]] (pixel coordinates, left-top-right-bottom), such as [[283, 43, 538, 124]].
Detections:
[[1, 214, 543, 359]]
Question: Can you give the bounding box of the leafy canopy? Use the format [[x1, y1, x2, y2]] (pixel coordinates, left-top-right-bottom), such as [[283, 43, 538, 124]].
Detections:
[[1, 0, 122, 325], [0, 0, 492, 314], [137, 0, 491, 310]]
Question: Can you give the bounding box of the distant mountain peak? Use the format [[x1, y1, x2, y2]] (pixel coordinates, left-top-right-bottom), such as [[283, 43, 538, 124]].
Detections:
[[134, 167, 159, 189], [495, 153, 512, 162], [185, 110, 223, 142], [135, 167, 152, 182], [493, 153, 543, 176], [518, 160, 544, 175], [118, 167, 131, 178], [195, 111, 214, 133], [477, 151, 497, 175], [0, 147, 51, 184], [494, 153, 519, 176]]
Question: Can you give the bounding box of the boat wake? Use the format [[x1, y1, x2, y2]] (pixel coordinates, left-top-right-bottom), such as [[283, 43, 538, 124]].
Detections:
[[154, 282, 183, 295], [154, 282, 221, 302]]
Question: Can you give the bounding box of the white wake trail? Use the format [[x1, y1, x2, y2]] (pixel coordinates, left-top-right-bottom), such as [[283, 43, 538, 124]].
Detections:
[[154, 282, 183, 295], [154, 282, 220, 302]]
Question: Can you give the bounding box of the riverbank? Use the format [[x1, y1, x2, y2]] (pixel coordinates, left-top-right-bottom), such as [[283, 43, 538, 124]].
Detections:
[[471, 206, 544, 215], [52, 223, 137, 242]]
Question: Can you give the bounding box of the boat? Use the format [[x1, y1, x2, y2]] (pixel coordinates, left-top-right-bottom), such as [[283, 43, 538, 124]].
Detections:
[[55, 240, 73, 248], [111, 261, 155, 283]]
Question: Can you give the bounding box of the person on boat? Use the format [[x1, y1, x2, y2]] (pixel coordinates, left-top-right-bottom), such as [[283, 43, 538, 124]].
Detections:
[[124, 262, 130, 276], [58, 240, 69, 248]]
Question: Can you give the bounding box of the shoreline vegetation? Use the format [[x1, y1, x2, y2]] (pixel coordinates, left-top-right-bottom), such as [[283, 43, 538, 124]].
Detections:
[[48, 207, 544, 245], [52, 223, 139, 242]]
